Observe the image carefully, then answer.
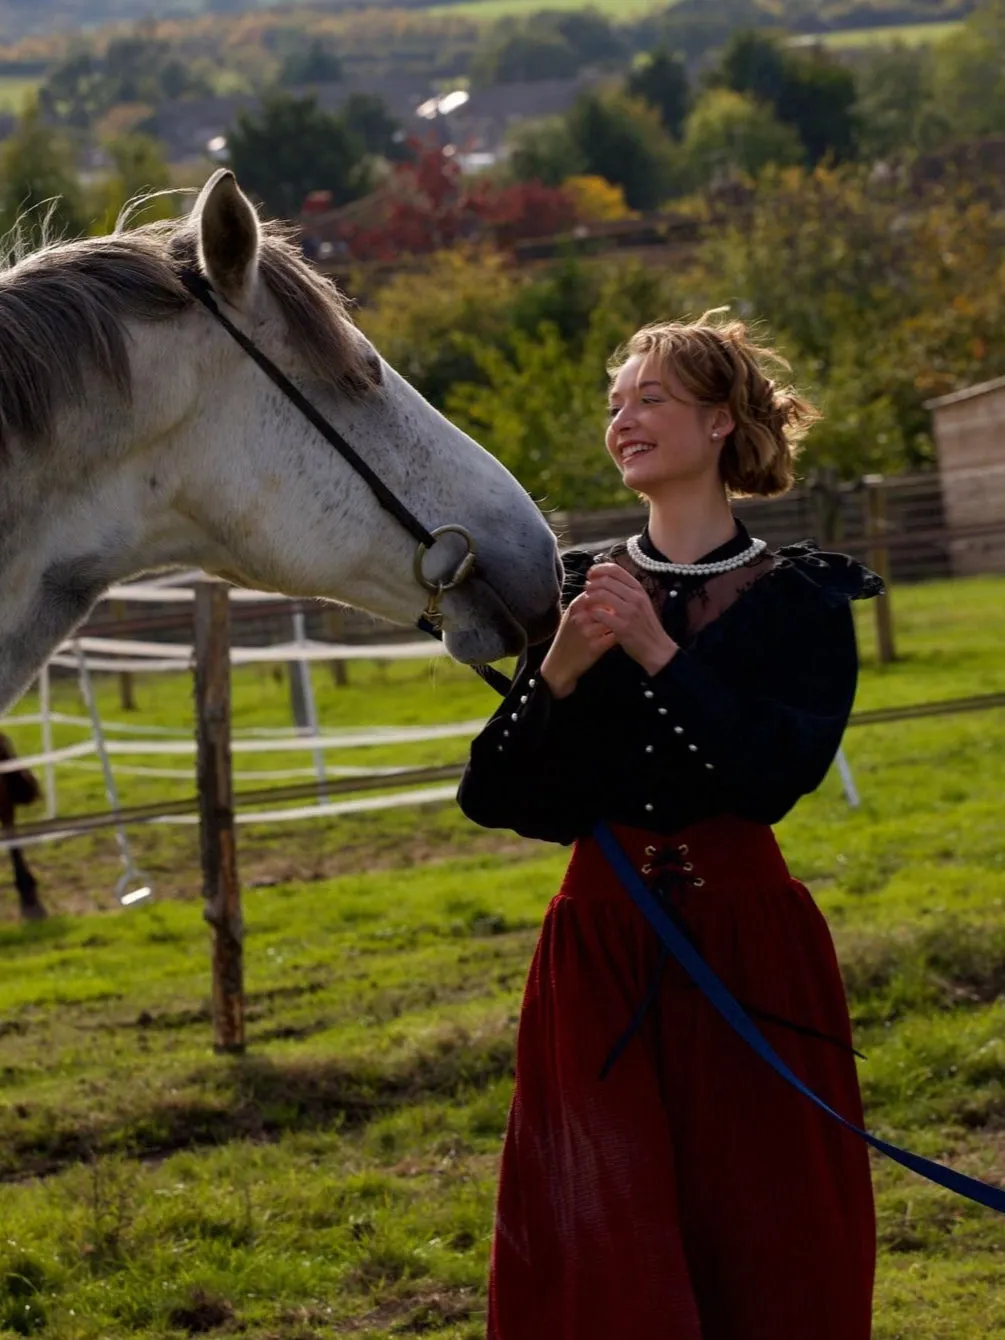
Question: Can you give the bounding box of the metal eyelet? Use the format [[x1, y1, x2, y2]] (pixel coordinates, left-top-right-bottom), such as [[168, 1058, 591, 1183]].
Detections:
[[678, 844, 689, 856], [683, 862, 693, 872], [645, 845, 657, 856], [642, 864, 652, 875], [692, 877, 705, 888]]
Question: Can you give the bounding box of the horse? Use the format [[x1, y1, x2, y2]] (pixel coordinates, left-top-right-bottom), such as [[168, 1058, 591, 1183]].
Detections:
[[0, 734, 45, 921], [0, 169, 562, 715]]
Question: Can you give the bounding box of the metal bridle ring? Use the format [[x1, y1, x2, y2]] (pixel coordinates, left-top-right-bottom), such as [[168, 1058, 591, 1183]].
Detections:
[[414, 525, 477, 596]]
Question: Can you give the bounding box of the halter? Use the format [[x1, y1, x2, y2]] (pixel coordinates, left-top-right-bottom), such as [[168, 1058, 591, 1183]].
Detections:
[[178, 268, 475, 633]]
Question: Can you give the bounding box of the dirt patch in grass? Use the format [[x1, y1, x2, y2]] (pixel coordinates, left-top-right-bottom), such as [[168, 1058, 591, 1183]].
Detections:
[[168, 1289, 236, 1334], [2, 814, 542, 922], [334, 1287, 479, 1334], [0, 1029, 516, 1182]]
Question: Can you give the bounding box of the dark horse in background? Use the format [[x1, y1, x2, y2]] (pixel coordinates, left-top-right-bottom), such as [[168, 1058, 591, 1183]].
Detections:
[[0, 734, 45, 920]]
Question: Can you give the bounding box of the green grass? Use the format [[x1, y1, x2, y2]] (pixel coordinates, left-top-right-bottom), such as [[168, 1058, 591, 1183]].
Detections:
[[0, 76, 39, 113], [797, 19, 963, 49], [0, 575, 1004, 1336]]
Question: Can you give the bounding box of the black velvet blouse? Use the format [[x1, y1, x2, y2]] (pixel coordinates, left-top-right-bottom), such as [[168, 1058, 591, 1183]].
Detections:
[[457, 519, 884, 845]]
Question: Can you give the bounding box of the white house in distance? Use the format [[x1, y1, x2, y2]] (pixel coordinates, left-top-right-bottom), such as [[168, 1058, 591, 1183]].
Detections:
[[926, 377, 1005, 576]]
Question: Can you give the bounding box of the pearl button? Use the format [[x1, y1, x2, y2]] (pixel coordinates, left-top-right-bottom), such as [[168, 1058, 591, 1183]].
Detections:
[[497, 745, 504, 752], [503, 730, 510, 737], [528, 678, 536, 688], [669, 590, 679, 599], [643, 690, 654, 699], [674, 726, 684, 735], [658, 707, 668, 716], [645, 745, 654, 754], [705, 763, 714, 770], [520, 695, 528, 704], [645, 803, 654, 812], [511, 713, 518, 721], [688, 744, 698, 752]]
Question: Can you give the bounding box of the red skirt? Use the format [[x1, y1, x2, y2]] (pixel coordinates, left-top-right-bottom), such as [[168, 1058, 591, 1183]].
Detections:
[[488, 816, 875, 1340]]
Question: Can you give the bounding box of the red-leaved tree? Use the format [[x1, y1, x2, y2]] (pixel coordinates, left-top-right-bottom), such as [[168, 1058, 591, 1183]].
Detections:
[[330, 143, 578, 261]]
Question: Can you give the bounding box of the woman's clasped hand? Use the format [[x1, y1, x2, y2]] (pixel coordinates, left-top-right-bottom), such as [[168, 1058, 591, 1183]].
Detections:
[[541, 563, 679, 698]]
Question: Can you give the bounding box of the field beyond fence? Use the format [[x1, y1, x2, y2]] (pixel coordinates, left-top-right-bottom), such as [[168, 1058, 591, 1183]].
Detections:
[[1, 574, 1004, 1337]]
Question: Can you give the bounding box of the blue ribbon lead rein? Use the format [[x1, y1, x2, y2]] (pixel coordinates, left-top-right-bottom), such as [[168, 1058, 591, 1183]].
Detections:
[[593, 822, 1005, 1216]]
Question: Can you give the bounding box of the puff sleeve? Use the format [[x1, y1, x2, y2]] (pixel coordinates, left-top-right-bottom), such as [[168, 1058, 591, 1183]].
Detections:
[[457, 552, 600, 842], [617, 544, 884, 826]]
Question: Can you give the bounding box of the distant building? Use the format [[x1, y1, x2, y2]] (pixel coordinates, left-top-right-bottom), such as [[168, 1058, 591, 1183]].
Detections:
[[150, 73, 605, 166], [926, 376, 1005, 575]]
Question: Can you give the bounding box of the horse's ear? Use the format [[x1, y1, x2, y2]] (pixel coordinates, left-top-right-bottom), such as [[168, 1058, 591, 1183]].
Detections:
[[194, 169, 261, 304]]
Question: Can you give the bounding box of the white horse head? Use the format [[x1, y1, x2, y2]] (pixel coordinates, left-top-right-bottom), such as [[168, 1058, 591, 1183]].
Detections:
[[0, 170, 562, 712]]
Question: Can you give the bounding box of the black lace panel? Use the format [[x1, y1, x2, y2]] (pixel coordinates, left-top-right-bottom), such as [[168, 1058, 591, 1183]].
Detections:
[[601, 541, 777, 649]]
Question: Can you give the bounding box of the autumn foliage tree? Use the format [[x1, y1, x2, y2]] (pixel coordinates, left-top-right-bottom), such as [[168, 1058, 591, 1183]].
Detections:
[[334, 144, 578, 262]]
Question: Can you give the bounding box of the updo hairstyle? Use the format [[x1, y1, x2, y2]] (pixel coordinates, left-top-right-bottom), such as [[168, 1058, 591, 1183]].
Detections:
[[607, 309, 820, 498]]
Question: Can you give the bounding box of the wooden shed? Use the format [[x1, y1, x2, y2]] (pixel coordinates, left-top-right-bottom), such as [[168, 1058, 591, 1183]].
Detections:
[[927, 376, 1005, 576]]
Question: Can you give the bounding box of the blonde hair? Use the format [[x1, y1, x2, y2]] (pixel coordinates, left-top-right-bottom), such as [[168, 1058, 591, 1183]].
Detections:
[[607, 309, 820, 498]]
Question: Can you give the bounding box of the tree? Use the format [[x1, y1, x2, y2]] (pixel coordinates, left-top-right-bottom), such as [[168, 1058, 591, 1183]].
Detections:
[[699, 164, 1005, 473], [715, 29, 788, 110], [470, 7, 623, 85], [778, 47, 858, 166], [471, 30, 579, 85], [652, 0, 767, 63], [627, 49, 691, 139], [38, 47, 99, 129], [930, 0, 1005, 141], [278, 39, 343, 87], [538, 9, 625, 66], [0, 102, 86, 247], [714, 30, 857, 165], [357, 249, 521, 411], [563, 175, 634, 221], [226, 92, 369, 219], [93, 133, 173, 233], [335, 144, 577, 263], [854, 44, 948, 162], [678, 88, 803, 190], [102, 35, 209, 105], [340, 93, 404, 161], [39, 34, 211, 130], [506, 115, 587, 188], [446, 320, 623, 508], [566, 91, 678, 211]]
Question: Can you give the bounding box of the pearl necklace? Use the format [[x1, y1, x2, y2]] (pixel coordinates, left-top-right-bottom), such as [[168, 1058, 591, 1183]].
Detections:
[[626, 532, 768, 576]]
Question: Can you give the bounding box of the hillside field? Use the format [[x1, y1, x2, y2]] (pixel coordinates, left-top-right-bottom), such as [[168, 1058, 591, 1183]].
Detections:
[[0, 76, 39, 112], [809, 18, 963, 47], [0, 574, 1004, 1337], [423, 0, 669, 18]]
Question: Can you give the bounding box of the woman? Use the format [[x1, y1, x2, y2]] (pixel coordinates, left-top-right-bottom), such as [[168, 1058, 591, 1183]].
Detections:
[[458, 313, 881, 1340]]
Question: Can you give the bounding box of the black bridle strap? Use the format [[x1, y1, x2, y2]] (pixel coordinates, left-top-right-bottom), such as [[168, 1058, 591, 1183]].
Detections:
[[179, 268, 438, 549], [181, 267, 514, 696]]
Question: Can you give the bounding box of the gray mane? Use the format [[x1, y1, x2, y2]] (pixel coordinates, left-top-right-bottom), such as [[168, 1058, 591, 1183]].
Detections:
[[0, 215, 371, 454]]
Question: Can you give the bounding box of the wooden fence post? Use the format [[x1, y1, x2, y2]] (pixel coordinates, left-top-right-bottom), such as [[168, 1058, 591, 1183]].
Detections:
[[863, 473, 896, 665], [114, 600, 136, 712], [193, 581, 245, 1054], [323, 608, 349, 687], [807, 466, 844, 546]]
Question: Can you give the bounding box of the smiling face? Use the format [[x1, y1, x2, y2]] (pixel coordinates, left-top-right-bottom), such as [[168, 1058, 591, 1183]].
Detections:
[[605, 354, 734, 497]]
